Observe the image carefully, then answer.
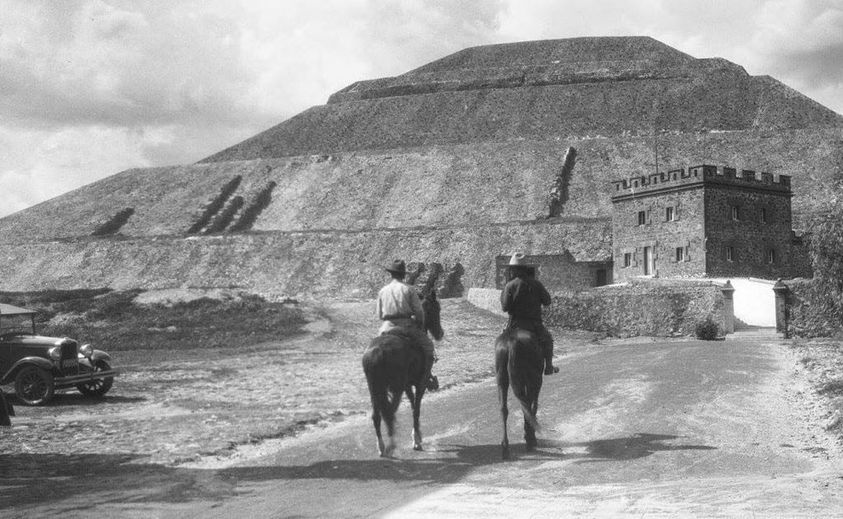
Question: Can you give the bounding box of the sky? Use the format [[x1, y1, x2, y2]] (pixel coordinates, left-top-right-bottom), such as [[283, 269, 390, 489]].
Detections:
[[1, 0, 842, 218]]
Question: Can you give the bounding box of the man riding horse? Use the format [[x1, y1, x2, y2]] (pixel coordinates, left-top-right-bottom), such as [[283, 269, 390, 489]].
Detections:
[[501, 253, 558, 376], [376, 259, 437, 389]]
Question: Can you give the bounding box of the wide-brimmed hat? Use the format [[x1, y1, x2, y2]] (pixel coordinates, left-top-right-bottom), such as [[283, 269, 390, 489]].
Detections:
[[507, 253, 535, 267], [385, 259, 407, 275]]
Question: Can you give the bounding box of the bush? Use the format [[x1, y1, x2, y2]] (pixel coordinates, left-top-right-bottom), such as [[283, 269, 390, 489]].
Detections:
[[2, 289, 307, 351], [808, 203, 843, 294], [695, 317, 720, 340], [92, 207, 135, 236], [229, 181, 277, 232], [187, 176, 242, 234]]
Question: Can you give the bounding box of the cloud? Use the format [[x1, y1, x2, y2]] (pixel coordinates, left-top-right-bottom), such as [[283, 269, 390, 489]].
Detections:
[[0, 0, 840, 219], [0, 125, 154, 214]]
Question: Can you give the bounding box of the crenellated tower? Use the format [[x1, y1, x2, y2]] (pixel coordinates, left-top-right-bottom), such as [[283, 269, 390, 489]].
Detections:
[[611, 165, 804, 281]]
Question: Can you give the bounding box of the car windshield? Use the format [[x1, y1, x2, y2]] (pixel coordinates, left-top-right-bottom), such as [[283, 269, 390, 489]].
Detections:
[[0, 314, 36, 335]]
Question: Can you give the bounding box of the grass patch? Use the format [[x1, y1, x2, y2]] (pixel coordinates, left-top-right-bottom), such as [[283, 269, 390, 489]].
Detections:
[[0, 289, 306, 351]]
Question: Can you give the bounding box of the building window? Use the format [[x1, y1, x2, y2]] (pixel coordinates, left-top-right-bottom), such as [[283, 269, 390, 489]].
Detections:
[[767, 248, 776, 264], [675, 247, 684, 262], [637, 210, 646, 226], [726, 246, 735, 262], [731, 205, 740, 221], [623, 253, 632, 268], [665, 206, 675, 222], [760, 208, 767, 223]]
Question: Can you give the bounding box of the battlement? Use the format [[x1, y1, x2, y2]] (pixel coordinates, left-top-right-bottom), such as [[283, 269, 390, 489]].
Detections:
[[611, 165, 792, 200]]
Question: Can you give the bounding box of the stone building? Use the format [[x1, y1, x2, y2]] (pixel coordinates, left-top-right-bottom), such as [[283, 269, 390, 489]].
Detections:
[[611, 165, 805, 282], [494, 253, 612, 290]]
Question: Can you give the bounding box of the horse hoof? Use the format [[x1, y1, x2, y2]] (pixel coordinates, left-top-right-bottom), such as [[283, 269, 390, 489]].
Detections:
[[413, 444, 423, 451]]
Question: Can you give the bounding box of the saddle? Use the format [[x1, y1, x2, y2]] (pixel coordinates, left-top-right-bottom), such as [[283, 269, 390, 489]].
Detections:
[[381, 328, 439, 391], [383, 327, 425, 353], [509, 328, 537, 343]]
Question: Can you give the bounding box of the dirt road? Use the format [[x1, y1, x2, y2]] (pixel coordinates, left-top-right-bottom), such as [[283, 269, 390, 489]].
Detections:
[[171, 336, 842, 518], [2, 300, 841, 517]]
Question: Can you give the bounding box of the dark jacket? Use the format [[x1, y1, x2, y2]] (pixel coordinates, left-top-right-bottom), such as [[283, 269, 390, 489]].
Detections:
[[501, 275, 551, 324]]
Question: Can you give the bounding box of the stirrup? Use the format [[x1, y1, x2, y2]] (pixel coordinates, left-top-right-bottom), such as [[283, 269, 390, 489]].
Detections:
[[426, 375, 439, 391]]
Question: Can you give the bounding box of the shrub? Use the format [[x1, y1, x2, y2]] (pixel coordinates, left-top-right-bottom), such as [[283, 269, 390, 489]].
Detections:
[[229, 181, 277, 232], [22, 289, 307, 351], [695, 317, 720, 340], [187, 176, 242, 234], [808, 201, 843, 294], [204, 195, 244, 233], [92, 207, 135, 236]]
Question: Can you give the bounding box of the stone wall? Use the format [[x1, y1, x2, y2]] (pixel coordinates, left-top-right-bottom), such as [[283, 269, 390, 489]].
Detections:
[[493, 253, 611, 290], [612, 181, 706, 281], [704, 183, 795, 278], [468, 280, 729, 338], [779, 279, 843, 338], [544, 280, 728, 337]]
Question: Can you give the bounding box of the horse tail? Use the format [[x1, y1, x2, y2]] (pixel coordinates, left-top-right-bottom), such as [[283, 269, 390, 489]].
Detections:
[[362, 340, 402, 425], [508, 342, 541, 432], [363, 345, 389, 421]]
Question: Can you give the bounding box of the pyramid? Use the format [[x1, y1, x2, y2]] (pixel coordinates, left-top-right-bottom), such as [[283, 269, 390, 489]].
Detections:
[[0, 37, 839, 297]]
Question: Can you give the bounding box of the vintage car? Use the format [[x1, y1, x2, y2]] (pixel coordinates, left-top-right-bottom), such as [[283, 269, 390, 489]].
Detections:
[[0, 303, 118, 405]]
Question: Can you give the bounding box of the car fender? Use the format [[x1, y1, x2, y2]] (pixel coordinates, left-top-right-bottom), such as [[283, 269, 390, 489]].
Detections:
[[90, 350, 113, 363], [0, 357, 54, 385]]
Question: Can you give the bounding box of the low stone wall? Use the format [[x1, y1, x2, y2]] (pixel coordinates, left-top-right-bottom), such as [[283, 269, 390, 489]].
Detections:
[[468, 280, 729, 338], [545, 280, 727, 337], [780, 279, 843, 338], [466, 288, 506, 317]]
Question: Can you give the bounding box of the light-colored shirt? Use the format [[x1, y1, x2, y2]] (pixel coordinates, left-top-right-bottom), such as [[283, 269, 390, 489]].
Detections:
[[377, 279, 424, 323]]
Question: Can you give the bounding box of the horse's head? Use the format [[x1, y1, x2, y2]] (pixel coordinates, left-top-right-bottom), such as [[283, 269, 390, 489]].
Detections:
[[421, 290, 444, 341]]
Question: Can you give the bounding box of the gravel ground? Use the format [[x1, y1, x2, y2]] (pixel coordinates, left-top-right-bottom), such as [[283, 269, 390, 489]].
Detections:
[[1, 297, 839, 469]]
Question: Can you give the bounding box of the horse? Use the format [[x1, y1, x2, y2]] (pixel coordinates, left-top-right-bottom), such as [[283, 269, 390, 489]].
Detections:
[[362, 290, 444, 457], [495, 328, 544, 460]]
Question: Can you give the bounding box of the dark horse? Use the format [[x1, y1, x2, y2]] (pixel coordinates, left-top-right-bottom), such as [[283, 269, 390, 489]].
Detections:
[[362, 290, 444, 457], [495, 328, 544, 460]]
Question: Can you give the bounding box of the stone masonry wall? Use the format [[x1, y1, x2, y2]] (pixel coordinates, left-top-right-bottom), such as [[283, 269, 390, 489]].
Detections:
[[544, 280, 728, 337], [781, 279, 843, 338], [612, 185, 706, 281], [705, 185, 795, 278]]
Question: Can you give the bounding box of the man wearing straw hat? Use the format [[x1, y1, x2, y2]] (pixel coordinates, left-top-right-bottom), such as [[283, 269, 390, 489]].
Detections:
[[377, 259, 438, 389], [501, 253, 558, 375]]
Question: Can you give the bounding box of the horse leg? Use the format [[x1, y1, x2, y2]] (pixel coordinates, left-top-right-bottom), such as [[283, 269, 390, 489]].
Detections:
[[407, 385, 424, 451], [524, 411, 537, 451], [382, 417, 396, 458], [496, 357, 511, 460], [524, 379, 541, 451], [371, 409, 386, 457]]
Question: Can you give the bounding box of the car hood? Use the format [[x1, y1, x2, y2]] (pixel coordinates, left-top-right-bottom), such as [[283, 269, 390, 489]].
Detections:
[[0, 335, 78, 347]]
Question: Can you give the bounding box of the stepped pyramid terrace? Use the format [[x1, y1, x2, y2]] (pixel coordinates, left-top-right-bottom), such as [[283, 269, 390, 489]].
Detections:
[[0, 37, 839, 298]]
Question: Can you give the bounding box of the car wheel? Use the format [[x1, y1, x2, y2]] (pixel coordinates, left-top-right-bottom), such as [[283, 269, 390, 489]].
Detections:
[[15, 366, 55, 406], [76, 360, 114, 397]]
